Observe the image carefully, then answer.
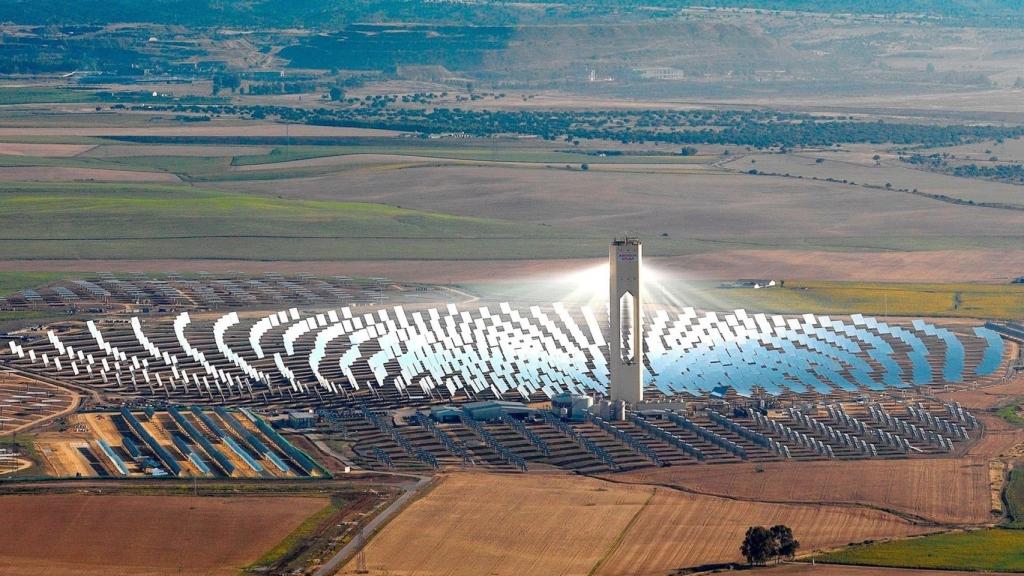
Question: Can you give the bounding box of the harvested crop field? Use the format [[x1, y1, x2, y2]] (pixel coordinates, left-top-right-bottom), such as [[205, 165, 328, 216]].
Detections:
[[0, 143, 94, 156], [607, 458, 993, 525], [595, 488, 932, 576], [0, 494, 328, 576], [213, 165, 1024, 253], [345, 472, 652, 576], [346, 472, 930, 576], [0, 166, 180, 182]]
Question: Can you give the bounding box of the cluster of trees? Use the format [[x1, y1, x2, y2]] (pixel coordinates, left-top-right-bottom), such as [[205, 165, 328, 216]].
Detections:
[[902, 152, 1024, 184], [212, 73, 242, 96], [741, 524, 800, 566], [245, 81, 318, 96], [951, 163, 1024, 183]]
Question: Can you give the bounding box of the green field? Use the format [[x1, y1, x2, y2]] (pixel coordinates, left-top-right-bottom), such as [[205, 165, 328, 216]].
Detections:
[[817, 529, 1024, 572], [715, 281, 1024, 320], [0, 271, 73, 297], [0, 182, 610, 260], [0, 87, 99, 105]]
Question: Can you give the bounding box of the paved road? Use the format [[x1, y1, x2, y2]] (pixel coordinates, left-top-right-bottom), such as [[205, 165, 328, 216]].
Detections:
[[314, 473, 433, 576]]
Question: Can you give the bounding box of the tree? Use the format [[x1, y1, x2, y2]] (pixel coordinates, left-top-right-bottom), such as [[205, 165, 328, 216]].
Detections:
[[741, 526, 776, 566], [329, 86, 345, 101], [742, 525, 798, 565], [771, 524, 800, 561]]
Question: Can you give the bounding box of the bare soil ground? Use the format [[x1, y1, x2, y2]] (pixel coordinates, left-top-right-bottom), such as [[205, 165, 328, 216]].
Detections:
[[605, 458, 993, 525], [0, 166, 180, 182], [938, 373, 1024, 410], [346, 472, 930, 576], [0, 494, 327, 576], [33, 436, 95, 477]]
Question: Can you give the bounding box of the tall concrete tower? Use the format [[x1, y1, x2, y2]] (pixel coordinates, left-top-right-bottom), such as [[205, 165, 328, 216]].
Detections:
[[609, 237, 643, 405]]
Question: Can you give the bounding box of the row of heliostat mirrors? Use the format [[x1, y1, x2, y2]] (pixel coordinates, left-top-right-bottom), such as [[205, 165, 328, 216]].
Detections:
[[5, 304, 1006, 401]]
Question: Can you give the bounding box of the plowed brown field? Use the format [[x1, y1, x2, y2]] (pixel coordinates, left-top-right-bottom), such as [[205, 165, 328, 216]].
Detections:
[[607, 458, 993, 525], [0, 494, 327, 576], [345, 472, 929, 576]]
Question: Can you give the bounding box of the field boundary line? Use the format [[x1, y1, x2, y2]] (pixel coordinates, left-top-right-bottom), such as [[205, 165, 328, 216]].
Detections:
[[587, 486, 657, 576]]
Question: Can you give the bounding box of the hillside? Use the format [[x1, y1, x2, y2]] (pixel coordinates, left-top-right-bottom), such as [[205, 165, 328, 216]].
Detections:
[[2, 0, 1024, 28]]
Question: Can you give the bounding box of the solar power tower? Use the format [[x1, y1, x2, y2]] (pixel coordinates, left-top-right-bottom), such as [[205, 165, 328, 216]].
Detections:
[[609, 237, 643, 406]]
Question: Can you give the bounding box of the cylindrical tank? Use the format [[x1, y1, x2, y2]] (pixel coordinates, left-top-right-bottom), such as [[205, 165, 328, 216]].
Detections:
[[613, 400, 626, 421]]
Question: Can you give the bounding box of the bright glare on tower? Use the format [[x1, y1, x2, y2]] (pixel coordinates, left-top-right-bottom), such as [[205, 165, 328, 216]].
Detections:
[[608, 237, 643, 405]]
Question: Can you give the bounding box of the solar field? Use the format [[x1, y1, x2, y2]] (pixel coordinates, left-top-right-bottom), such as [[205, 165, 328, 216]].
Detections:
[[1, 302, 1014, 479], [1, 305, 1011, 410]]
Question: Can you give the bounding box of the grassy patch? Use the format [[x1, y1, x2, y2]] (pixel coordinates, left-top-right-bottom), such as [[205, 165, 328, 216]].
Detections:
[[0, 153, 229, 178], [246, 496, 342, 571], [1005, 468, 1024, 527], [816, 529, 1024, 572], [0, 433, 46, 477], [0, 272, 72, 297], [997, 404, 1024, 427]]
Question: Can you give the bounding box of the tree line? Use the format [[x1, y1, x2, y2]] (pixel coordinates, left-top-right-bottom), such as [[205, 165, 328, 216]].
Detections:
[[135, 100, 1024, 148]]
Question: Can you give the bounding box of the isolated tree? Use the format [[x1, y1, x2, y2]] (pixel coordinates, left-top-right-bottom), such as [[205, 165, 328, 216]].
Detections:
[[741, 526, 776, 566], [770, 524, 800, 561]]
